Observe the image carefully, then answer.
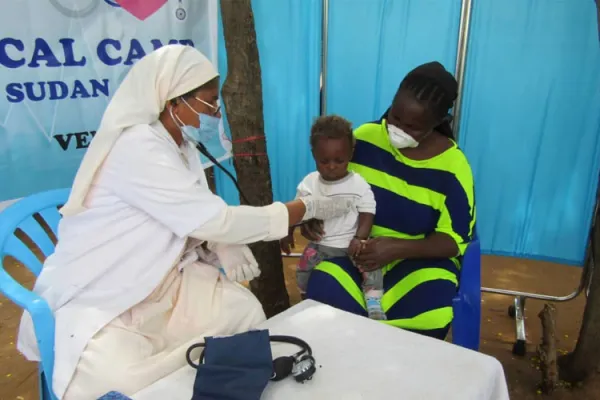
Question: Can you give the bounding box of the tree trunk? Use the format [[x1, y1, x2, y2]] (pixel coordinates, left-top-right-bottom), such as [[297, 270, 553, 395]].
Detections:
[[559, 192, 600, 383], [219, 0, 290, 317], [538, 304, 558, 394], [559, 3, 600, 384]]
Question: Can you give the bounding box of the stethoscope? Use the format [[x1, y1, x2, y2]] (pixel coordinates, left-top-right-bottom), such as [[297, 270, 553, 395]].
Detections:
[[49, 0, 187, 20], [194, 140, 251, 204]]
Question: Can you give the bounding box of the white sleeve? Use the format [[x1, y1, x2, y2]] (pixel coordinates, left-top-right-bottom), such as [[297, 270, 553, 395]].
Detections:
[[356, 177, 376, 214], [101, 128, 228, 238], [103, 127, 290, 243], [189, 202, 289, 244], [295, 174, 314, 198]]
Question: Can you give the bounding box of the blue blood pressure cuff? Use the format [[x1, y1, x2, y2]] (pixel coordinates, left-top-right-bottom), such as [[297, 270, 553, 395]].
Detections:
[[187, 330, 274, 400], [186, 329, 317, 400]]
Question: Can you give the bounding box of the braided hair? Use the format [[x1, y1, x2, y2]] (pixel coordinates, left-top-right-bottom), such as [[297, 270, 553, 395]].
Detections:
[[383, 62, 458, 139]]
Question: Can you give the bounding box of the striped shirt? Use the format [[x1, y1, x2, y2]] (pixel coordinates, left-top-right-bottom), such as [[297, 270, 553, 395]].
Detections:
[[350, 119, 476, 256]]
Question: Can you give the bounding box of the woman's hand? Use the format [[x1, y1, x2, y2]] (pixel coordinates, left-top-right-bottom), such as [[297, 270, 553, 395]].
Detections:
[[298, 196, 356, 221], [354, 237, 402, 272], [348, 238, 366, 258], [285, 196, 356, 229], [207, 242, 260, 282], [280, 235, 295, 255], [300, 219, 324, 242]]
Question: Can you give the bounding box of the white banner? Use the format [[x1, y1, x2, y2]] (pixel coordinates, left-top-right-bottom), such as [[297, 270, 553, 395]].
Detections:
[[0, 0, 224, 204]]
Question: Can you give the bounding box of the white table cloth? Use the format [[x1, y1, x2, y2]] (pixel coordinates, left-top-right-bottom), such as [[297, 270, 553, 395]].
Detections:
[[133, 300, 509, 400]]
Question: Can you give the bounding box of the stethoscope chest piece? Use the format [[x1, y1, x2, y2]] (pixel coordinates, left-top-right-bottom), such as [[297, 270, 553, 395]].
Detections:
[[175, 0, 186, 20]]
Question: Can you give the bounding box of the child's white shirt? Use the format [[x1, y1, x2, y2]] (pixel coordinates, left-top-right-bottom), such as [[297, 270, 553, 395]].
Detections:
[[296, 171, 376, 248]]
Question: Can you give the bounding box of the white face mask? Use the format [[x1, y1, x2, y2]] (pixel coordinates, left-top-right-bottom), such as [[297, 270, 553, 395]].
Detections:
[[388, 124, 419, 149]]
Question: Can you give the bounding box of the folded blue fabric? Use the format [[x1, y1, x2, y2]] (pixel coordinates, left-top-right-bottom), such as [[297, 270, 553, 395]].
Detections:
[[192, 329, 273, 400]]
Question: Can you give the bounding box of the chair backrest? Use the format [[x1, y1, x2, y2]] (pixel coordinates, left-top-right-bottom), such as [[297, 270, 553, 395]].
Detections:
[[0, 188, 70, 400], [452, 239, 482, 351]]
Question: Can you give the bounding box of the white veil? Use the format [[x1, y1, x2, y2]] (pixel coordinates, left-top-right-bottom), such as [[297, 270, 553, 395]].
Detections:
[[60, 44, 219, 216]]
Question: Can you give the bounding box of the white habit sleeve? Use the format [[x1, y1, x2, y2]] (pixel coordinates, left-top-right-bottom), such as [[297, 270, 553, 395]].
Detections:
[[103, 125, 290, 244], [189, 202, 289, 244], [101, 126, 228, 238]]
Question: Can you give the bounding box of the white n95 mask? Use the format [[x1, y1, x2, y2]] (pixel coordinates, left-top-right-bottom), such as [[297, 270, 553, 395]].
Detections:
[[388, 124, 419, 149]]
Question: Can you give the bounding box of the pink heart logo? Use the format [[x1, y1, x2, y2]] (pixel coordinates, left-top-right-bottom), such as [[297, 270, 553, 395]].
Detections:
[[116, 0, 168, 21]]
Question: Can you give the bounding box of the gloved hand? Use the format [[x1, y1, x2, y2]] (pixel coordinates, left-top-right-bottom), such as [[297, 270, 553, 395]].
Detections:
[[206, 242, 260, 282], [298, 196, 356, 221]]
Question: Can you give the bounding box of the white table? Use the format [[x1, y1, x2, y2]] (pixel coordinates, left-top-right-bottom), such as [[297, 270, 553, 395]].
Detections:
[[133, 300, 509, 400]]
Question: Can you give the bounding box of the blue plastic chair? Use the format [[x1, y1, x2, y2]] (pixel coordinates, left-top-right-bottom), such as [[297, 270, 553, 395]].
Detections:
[[0, 188, 70, 400], [451, 239, 482, 351]]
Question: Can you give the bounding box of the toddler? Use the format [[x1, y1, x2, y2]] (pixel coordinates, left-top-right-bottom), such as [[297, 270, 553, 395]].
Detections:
[[281, 115, 385, 320]]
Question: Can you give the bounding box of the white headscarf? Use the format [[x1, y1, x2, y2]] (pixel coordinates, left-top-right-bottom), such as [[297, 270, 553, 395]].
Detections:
[[60, 44, 219, 216]]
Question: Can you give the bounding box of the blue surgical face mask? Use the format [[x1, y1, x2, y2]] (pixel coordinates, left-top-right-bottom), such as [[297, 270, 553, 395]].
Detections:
[[170, 97, 231, 168], [177, 97, 221, 143], [168, 96, 248, 202]]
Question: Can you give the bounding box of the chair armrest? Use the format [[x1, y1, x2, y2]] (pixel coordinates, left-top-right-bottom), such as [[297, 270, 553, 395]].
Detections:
[[0, 266, 56, 392], [0, 267, 43, 309], [0, 266, 56, 344]]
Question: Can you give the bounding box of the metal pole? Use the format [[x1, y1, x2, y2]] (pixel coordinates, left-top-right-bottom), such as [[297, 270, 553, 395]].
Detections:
[[321, 0, 329, 115], [452, 0, 473, 140]]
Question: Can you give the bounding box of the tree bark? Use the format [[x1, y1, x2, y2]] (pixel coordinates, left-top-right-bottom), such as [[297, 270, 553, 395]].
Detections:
[[538, 304, 558, 394], [559, 191, 600, 383], [558, 3, 600, 384], [219, 0, 290, 317]]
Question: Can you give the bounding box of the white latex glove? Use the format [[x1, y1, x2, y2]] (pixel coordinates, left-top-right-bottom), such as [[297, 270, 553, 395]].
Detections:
[[299, 195, 357, 221], [206, 242, 260, 282]]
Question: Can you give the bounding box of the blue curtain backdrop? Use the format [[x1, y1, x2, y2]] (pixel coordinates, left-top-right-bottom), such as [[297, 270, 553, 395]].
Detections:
[[214, 0, 322, 205], [216, 0, 600, 266], [458, 0, 600, 265], [325, 0, 461, 126]]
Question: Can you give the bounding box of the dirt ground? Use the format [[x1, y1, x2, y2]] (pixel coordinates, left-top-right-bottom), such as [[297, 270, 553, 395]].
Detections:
[[1, 239, 599, 399]]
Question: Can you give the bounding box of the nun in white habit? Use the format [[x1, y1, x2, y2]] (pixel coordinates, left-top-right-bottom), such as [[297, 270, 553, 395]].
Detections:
[[16, 45, 354, 399]]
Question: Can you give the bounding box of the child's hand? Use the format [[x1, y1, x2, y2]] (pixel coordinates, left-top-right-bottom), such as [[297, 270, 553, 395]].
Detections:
[[280, 235, 295, 255], [348, 238, 366, 258]]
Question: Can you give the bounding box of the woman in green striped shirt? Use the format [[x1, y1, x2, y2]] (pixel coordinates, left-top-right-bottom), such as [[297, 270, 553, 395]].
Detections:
[[304, 62, 476, 339]]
